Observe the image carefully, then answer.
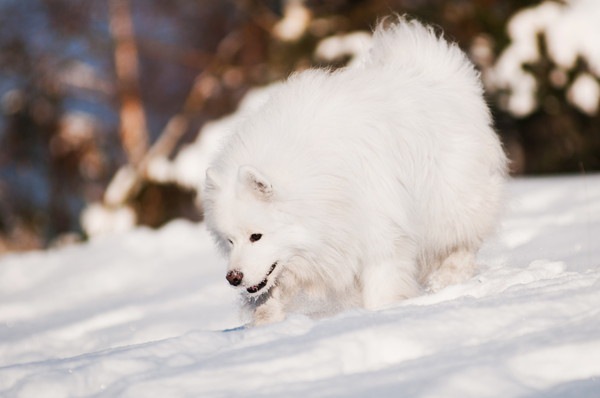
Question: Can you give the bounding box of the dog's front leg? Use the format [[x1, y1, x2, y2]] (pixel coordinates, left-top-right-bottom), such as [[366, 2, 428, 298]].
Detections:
[[252, 270, 299, 326], [252, 287, 286, 326]]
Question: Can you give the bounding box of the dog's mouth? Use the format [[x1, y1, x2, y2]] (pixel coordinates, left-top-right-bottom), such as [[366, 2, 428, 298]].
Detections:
[[246, 262, 277, 294]]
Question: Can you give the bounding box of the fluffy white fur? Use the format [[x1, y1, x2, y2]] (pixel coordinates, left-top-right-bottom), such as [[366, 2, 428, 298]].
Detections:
[[203, 18, 507, 326]]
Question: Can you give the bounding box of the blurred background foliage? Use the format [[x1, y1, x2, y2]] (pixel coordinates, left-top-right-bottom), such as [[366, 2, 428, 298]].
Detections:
[[0, 0, 598, 252]]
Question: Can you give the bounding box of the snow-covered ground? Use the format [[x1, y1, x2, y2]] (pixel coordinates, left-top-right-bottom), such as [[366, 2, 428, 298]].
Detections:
[[1, 175, 599, 397]]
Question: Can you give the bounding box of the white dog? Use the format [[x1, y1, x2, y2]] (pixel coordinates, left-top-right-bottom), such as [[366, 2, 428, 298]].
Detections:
[[203, 17, 507, 325]]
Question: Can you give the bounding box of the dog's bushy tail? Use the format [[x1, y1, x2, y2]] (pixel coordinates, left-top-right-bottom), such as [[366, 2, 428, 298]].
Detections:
[[360, 16, 478, 82]]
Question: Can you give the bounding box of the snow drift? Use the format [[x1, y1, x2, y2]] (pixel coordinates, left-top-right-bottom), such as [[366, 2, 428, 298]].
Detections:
[[1, 174, 599, 397]]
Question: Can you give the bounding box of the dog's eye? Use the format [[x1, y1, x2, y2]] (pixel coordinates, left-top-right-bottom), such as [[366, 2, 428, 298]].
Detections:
[[227, 239, 233, 245], [249, 233, 262, 242]]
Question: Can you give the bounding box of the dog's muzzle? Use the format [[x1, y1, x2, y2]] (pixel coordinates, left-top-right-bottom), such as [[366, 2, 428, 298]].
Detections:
[[246, 262, 277, 294]]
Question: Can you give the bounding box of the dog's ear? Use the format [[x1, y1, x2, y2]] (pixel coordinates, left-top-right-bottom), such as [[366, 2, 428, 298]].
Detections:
[[205, 168, 220, 191], [238, 165, 273, 199]]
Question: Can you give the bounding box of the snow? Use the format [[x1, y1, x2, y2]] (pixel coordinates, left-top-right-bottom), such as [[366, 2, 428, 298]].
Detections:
[[272, 0, 311, 42], [568, 73, 600, 115], [314, 32, 373, 67], [80, 202, 137, 237], [1, 174, 599, 397]]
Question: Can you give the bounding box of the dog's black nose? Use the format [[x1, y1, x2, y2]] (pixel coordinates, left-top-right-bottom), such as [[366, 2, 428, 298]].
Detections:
[[226, 270, 244, 286]]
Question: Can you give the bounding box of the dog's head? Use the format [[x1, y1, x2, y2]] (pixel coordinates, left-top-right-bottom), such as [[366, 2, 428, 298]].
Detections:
[[203, 165, 311, 296]]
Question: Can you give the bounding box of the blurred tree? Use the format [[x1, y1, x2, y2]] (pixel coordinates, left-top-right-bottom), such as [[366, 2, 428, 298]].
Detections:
[[0, 0, 598, 252], [109, 0, 149, 166], [482, 0, 600, 174]]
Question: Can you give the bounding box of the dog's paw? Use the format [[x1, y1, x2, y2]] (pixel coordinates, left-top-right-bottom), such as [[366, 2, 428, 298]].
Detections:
[[252, 303, 285, 326]]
